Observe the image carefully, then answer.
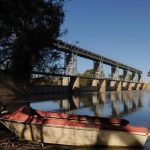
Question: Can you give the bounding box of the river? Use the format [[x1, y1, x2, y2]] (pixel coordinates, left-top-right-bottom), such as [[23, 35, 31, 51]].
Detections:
[[30, 90, 150, 130]]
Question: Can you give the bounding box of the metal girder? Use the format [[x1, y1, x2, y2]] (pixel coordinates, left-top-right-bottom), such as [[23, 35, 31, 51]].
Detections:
[[138, 73, 141, 82], [53, 40, 142, 74], [64, 53, 77, 75], [93, 61, 105, 78], [132, 73, 138, 82], [111, 66, 119, 80], [123, 70, 130, 81]]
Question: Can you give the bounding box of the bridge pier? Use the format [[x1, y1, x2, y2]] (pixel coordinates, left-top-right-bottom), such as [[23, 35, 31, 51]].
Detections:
[[62, 76, 80, 92], [61, 76, 143, 93], [138, 73, 141, 82], [92, 79, 99, 86], [64, 53, 77, 75], [122, 82, 128, 90], [131, 72, 136, 82], [93, 61, 104, 78], [136, 83, 141, 90], [109, 80, 116, 91], [62, 77, 70, 86], [123, 70, 130, 81], [111, 66, 119, 80], [116, 81, 122, 91], [99, 80, 106, 92], [132, 83, 136, 90], [128, 82, 133, 91], [70, 77, 80, 92]]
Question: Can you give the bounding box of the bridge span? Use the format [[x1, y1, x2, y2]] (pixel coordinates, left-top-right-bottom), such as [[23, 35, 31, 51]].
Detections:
[[30, 40, 144, 94], [53, 40, 142, 82]]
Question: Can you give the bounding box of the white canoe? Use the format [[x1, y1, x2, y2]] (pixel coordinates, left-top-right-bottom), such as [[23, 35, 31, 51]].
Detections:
[[0, 106, 148, 147]]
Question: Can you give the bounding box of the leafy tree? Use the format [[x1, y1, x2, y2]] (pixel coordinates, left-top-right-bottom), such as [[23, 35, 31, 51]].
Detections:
[[78, 69, 94, 86], [0, 0, 65, 82], [81, 69, 94, 78]]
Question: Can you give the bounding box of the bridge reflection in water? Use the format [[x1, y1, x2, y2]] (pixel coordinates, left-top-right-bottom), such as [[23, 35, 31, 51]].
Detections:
[[30, 91, 142, 119]]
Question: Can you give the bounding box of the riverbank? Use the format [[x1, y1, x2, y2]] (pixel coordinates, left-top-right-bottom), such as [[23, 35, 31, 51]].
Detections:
[[0, 125, 74, 150]]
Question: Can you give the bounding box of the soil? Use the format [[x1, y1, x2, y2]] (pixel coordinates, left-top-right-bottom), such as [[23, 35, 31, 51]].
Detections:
[[0, 124, 72, 150]]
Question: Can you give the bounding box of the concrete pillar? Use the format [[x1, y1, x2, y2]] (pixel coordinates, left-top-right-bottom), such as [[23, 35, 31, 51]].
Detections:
[[128, 83, 133, 90], [122, 82, 128, 90], [132, 83, 136, 90], [140, 83, 144, 90], [70, 77, 80, 91], [110, 81, 116, 87], [136, 83, 141, 90], [116, 81, 122, 91], [92, 79, 99, 86], [109, 80, 116, 91], [62, 77, 70, 86], [99, 80, 106, 92]]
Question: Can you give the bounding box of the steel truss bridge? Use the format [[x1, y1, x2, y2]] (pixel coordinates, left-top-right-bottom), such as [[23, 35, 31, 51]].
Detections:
[[52, 40, 142, 82]]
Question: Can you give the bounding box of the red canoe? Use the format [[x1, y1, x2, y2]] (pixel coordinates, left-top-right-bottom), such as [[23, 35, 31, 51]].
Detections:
[[0, 106, 148, 147]]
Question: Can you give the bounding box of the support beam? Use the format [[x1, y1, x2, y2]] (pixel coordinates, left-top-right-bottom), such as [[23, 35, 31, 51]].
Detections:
[[54, 40, 142, 74], [62, 77, 70, 86], [92, 79, 99, 86], [136, 83, 141, 90], [132, 83, 136, 90], [110, 81, 116, 87], [131, 72, 136, 82], [123, 70, 130, 81], [70, 77, 80, 92], [93, 61, 104, 78], [138, 73, 141, 82], [132, 73, 139, 82], [122, 82, 128, 90], [128, 83, 133, 91], [64, 53, 77, 75], [99, 80, 106, 92], [116, 81, 122, 91], [111, 66, 119, 80]]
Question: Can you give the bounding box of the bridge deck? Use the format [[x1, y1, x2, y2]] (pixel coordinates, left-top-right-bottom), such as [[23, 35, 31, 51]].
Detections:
[[53, 40, 142, 74]]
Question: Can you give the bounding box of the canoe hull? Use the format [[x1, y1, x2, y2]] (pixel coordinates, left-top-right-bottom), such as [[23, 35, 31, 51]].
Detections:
[[1, 120, 148, 147]]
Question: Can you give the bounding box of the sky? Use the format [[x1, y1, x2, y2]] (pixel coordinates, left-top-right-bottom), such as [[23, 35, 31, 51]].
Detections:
[[60, 0, 150, 82]]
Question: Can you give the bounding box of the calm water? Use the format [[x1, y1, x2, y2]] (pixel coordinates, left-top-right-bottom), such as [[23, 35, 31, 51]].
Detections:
[[30, 90, 150, 130]]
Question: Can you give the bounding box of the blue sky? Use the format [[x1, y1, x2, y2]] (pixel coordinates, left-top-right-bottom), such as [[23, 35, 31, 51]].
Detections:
[[60, 0, 150, 81]]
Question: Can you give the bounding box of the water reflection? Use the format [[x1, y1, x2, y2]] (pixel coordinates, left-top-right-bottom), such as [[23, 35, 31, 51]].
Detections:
[[30, 91, 143, 119]]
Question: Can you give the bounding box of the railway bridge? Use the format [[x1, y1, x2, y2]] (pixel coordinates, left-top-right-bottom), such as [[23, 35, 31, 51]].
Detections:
[[45, 40, 143, 93], [30, 40, 144, 94]]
